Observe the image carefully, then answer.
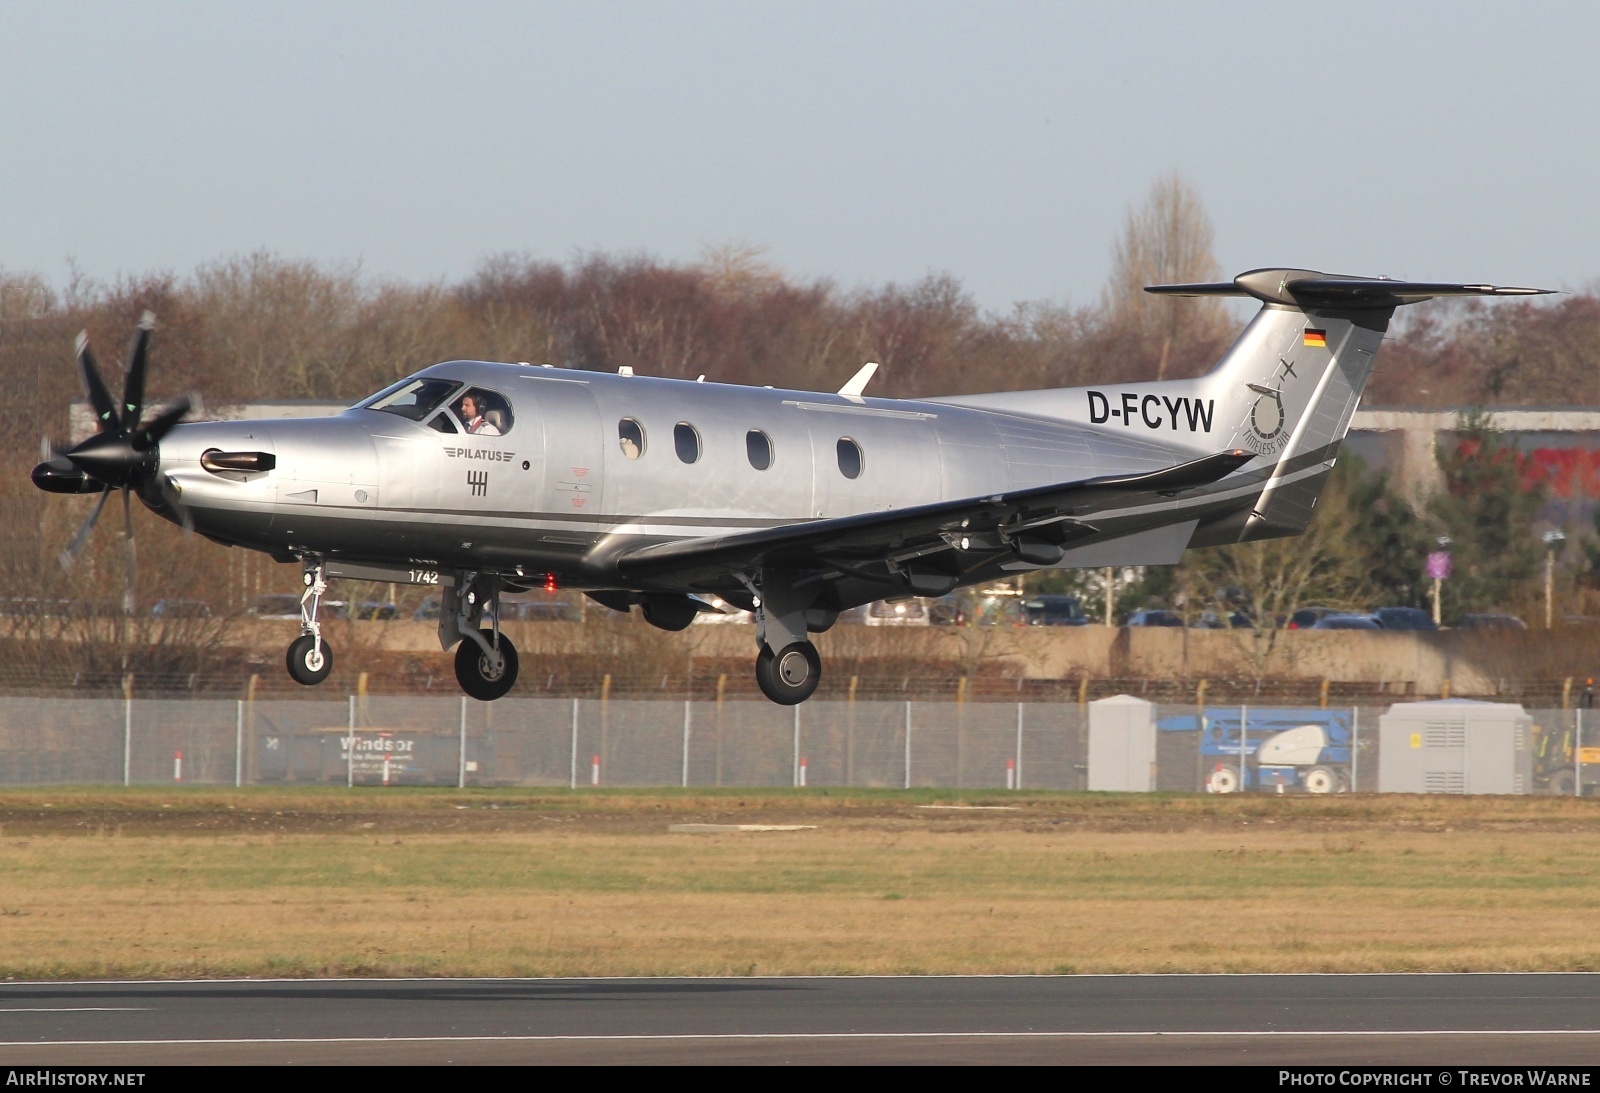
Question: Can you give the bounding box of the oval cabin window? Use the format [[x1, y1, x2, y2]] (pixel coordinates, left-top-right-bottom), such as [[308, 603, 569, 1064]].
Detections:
[[836, 437, 863, 479], [618, 418, 645, 460], [746, 429, 773, 471], [674, 422, 701, 464]]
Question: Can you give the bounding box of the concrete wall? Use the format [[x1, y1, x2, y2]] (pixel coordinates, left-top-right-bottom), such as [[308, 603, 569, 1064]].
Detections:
[[237, 617, 1600, 694]]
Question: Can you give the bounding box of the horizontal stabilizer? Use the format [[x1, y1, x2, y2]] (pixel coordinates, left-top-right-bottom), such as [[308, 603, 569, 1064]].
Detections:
[[1147, 268, 1552, 309]]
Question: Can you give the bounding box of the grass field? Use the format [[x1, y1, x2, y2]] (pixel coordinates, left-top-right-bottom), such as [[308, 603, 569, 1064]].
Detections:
[[0, 787, 1598, 979]]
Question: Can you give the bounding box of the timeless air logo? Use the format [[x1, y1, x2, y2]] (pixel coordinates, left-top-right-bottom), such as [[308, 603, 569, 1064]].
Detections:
[[467, 470, 488, 498]]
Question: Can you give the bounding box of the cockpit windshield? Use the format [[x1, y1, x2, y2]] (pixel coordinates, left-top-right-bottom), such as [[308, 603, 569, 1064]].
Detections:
[[359, 377, 461, 421]]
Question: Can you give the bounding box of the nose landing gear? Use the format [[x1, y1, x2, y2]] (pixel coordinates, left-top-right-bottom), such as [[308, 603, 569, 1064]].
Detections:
[[285, 561, 334, 686]]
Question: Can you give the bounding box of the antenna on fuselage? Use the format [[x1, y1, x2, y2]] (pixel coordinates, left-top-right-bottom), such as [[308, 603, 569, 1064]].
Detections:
[[838, 361, 879, 400]]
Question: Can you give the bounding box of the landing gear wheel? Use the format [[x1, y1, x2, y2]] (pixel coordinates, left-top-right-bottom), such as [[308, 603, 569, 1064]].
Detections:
[[286, 634, 333, 686], [1207, 767, 1240, 794], [1303, 765, 1341, 795], [755, 640, 821, 705], [455, 630, 519, 701]]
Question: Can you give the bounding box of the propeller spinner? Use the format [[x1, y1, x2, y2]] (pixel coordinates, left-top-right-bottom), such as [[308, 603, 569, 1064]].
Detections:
[[30, 313, 192, 567]]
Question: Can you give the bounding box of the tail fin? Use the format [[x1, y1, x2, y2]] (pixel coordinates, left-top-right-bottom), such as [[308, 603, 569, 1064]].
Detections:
[[939, 268, 1549, 545], [1150, 269, 1548, 543]]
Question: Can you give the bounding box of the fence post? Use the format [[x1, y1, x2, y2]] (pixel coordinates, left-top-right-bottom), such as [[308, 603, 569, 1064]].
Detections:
[[1578, 707, 1584, 799], [1015, 702, 1024, 791], [715, 673, 726, 788], [846, 675, 859, 787], [458, 696, 467, 789], [904, 700, 912, 790], [569, 697, 579, 790], [347, 694, 355, 788], [1350, 706, 1360, 793], [682, 700, 691, 789], [1239, 703, 1248, 790], [122, 674, 133, 787], [792, 704, 800, 788], [235, 699, 244, 789], [244, 673, 258, 786]]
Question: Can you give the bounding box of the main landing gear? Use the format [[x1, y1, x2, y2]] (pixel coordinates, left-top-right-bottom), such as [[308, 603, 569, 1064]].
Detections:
[[743, 572, 827, 705], [441, 571, 519, 701], [286, 561, 333, 686]]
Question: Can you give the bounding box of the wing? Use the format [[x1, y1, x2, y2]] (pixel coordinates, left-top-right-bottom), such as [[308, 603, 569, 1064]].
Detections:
[[611, 448, 1253, 587]]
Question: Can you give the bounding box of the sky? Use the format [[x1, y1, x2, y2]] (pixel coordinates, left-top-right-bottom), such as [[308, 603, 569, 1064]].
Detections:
[[1, 1, 1595, 312]]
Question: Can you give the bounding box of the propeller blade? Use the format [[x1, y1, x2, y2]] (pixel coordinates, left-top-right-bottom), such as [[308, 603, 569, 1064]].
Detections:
[[130, 395, 192, 451], [122, 312, 154, 433], [75, 332, 120, 434], [59, 487, 112, 569], [121, 486, 137, 616], [39, 435, 72, 470], [158, 475, 194, 535]]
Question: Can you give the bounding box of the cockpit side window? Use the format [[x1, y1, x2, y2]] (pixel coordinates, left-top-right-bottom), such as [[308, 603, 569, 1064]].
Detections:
[[456, 388, 513, 436], [361, 377, 461, 421]]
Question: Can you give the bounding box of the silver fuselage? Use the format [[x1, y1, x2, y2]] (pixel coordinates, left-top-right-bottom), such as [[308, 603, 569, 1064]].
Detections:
[[153, 358, 1229, 600]]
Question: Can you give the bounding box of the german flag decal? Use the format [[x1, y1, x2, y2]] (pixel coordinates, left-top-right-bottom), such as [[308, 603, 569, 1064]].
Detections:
[[1303, 329, 1327, 348]]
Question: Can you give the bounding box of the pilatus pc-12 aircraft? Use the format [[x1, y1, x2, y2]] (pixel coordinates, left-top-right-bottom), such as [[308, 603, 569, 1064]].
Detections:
[[32, 268, 1548, 704]]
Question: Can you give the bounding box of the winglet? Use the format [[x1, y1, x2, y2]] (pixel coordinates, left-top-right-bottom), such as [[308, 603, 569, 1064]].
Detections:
[[838, 362, 879, 399]]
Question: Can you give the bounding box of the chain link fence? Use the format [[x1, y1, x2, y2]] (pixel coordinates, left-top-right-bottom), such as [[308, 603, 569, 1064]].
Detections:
[[0, 693, 1592, 794]]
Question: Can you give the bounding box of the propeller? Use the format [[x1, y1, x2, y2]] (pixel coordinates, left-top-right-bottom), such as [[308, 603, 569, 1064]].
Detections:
[[31, 312, 193, 577]]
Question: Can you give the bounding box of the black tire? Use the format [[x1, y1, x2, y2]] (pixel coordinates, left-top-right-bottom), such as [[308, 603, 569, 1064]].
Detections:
[[455, 630, 519, 701], [286, 634, 333, 686], [1303, 765, 1340, 795], [1550, 769, 1577, 796], [1207, 767, 1240, 794], [755, 640, 822, 705]]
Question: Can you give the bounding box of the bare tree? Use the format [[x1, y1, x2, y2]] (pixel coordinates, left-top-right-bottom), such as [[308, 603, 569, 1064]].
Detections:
[[1102, 172, 1229, 379]]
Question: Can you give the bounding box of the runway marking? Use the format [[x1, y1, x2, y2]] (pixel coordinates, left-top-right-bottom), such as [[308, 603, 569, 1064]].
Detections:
[[4, 1030, 1600, 1047], [1, 971, 1597, 986], [0, 1008, 148, 1013], [666, 824, 818, 833]]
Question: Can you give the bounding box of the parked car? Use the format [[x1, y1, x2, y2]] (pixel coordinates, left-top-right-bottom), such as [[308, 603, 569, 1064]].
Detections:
[[1190, 610, 1253, 629], [863, 599, 930, 626], [1458, 613, 1527, 630], [1126, 609, 1183, 627], [1287, 606, 1341, 629], [149, 598, 213, 618], [1372, 606, 1437, 631], [501, 598, 578, 621], [251, 594, 302, 620], [413, 593, 576, 622], [690, 595, 753, 624], [1021, 595, 1089, 626], [351, 601, 397, 621], [1310, 613, 1381, 630]]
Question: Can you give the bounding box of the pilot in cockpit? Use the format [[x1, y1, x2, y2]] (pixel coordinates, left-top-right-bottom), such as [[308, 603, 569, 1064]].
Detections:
[[459, 393, 502, 436]]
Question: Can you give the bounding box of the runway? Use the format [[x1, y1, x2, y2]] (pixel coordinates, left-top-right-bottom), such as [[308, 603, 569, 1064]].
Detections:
[[0, 974, 1598, 1065]]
